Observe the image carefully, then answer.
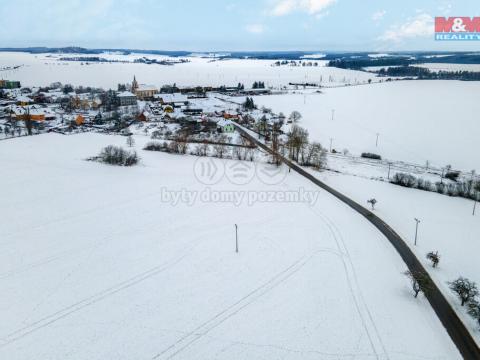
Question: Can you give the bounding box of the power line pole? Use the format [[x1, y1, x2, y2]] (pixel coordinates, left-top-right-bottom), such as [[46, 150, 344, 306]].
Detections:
[[376, 133, 379, 147], [414, 218, 421, 246], [388, 162, 392, 179], [329, 138, 333, 153], [331, 109, 335, 121], [235, 224, 239, 253], [473, 193, 478, 216]]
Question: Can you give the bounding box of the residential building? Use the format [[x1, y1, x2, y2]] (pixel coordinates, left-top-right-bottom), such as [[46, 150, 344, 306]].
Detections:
[[0, 80, 21, 89], [117, 91, 137, 106]]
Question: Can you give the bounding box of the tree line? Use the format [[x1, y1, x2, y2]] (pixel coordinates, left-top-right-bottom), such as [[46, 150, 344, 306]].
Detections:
[[377, 66, 480, 81]]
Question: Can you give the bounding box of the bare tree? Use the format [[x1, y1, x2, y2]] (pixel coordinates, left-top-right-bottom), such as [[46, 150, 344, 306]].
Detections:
[[271, 120, 282, 166], [367, 198, 377, 210], [405, 270, 432, 298], [126, 135, 135, 147], [449, 277, 478, 306], [289, 111, 302, 123], [467, 300, 480, 328], [174, 134, 189, 154], [23, 107, 33, 136], [213, 135, 228, 158], [301, 142, 325, 168], [286, 125, 309, 162]]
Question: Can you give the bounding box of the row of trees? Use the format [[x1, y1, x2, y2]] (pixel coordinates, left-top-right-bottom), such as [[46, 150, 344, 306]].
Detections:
[[282, 124, 326, 169], [328, 58, 411, 70], [144, 135, 255, 161], [391, 172, 480, 200], [243, 97, 256, 110], [405, 253, 480, 328], [377, 66, 480, 81], [252, 81, 266, 89]]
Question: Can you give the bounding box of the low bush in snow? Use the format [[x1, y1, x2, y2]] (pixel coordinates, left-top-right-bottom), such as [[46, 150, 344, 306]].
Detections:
[[143, 140, 188, 155], [144, 141, 168, 152], [445, 171, 461, 182], [90, 145, 139, 166]]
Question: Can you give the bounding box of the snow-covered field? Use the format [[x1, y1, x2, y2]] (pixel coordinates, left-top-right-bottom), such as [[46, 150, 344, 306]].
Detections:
[[0, 133, 461, 359], [253, 80, 480, 172], [317, 168, 480, 344], [0, 52, 372, 89]]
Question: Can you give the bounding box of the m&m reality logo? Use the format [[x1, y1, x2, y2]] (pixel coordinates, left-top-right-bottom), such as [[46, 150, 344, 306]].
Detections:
[[435, 17, 480, 40]]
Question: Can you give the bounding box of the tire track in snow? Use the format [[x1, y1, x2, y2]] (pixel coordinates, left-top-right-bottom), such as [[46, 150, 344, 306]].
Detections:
[[151, 254, 320, 360], [0, 241, 199, 349], [314, 209, 390, 360], [281, 181, 388, 360]]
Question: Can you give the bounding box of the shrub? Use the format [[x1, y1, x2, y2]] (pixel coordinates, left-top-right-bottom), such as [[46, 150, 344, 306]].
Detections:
[[426, 251, 440, 268], [435, 181, 446, 194], [94, 145, 139, 166], [391, 173, 416, 188], [445, 171, 460, 182], [467, 300, 480, 328], [144, 141, 167, 152], [449, 277, 478, 306], [361, 152, 382, 160], [416, 178, 433, 191], [446, 183, 458, 197]]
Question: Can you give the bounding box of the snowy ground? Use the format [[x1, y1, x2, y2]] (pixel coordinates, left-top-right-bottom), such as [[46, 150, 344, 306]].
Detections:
[[252, 80, 480, 172], [0, 52, 373, 89], [0, 133, 461, 359], [316, 167, 480, 345]]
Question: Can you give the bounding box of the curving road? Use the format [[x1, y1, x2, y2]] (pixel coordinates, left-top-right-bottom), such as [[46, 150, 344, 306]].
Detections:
[[235, 124, 480, 360]]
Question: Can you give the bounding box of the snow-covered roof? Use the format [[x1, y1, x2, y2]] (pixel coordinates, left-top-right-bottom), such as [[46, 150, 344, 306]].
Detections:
[[16, 95, 32, 103], [11, 105, 45, 116], [155, 93, 188, 103], [217, 119, 233, 127], [137, 84, 157, 92], [117, 91, 136, 98]]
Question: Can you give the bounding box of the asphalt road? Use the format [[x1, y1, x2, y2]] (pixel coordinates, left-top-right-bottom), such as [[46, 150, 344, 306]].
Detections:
[[236, 124, 480, 360]]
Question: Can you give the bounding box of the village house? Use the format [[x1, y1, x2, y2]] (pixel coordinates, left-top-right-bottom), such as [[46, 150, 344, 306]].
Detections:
[[0, 80, 21, 89], [11, 105, 46, 122], [117, 91, 137, 106], [216, 119, 235, 133]]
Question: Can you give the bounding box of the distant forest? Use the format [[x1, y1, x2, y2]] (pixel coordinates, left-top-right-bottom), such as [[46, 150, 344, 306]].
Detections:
[[377, 66, 480, 81], [327, 54, 480, 70]]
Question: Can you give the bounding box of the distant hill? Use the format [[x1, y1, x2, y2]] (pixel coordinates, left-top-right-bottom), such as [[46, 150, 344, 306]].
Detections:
[[1, 47, 480, 63]]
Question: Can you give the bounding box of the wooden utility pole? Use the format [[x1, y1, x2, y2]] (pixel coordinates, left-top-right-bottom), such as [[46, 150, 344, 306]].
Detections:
[[473, 193, 478, 216], [235, 224, 239, 253], [414, 218, 421, 246]]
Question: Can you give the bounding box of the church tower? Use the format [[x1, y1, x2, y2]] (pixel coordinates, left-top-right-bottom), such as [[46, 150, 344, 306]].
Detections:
[[132, 75, 139, 93]]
